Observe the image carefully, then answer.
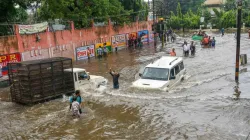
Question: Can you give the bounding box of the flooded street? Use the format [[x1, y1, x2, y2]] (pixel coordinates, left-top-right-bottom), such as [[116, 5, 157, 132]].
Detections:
[[1, 33, 250, 140]]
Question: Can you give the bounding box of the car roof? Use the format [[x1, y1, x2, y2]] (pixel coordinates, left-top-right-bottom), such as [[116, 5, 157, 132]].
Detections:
[[146, 56, 183, 69], [64, 68, 86, 73]]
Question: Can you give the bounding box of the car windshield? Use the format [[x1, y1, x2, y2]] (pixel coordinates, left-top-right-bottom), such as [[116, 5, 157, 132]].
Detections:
[[78, 71, 88, 80], [141, 68, 169, 81]]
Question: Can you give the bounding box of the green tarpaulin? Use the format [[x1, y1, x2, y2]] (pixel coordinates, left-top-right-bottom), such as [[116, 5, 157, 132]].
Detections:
[[192, 35, 203, 41]]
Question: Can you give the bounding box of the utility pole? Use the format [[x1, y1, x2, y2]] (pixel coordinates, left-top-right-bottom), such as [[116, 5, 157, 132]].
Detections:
[[235, 0, 242, 82], [153, 0, 157, 48]]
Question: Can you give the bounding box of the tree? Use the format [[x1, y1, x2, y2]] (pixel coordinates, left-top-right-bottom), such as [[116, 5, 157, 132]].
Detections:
[[38, 0, 147, 28], [119, 0, 148, 21], [163, 0, 205, 16], [0, 0, 29, 35]]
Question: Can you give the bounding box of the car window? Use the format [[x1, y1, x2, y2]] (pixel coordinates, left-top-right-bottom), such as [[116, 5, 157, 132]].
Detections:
[[174, 65, 180, 75], [78, 71, 88, 80], [142, 68, 169, 81], [179, 62, 184, 70]]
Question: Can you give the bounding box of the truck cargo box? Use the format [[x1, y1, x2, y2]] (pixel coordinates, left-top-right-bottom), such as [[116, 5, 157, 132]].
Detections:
[[8, 57, 75, 105]]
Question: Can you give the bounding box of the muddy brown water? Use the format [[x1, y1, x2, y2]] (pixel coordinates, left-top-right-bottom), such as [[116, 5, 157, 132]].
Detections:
[[1, 33, 250, 140]]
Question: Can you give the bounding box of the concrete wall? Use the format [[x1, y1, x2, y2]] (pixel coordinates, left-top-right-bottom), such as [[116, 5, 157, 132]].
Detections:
[[0, 20, 153, 61]]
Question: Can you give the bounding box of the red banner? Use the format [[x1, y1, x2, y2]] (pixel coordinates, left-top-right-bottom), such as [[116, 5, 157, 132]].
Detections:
[[0, 53, 21, 76]]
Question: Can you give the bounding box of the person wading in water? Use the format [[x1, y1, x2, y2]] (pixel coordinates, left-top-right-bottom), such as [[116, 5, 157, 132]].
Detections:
[[109, 68, 120, 89], [170, 48, 176, 56], [69, 90, 84, 116]]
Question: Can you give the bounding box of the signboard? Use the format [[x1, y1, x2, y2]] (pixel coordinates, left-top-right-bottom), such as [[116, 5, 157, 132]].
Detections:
[[127, 32, 138, 40], [76, 45, 95, 61], [0, 53, 21, 75], [138, 30, 149, 44], [111, 34, 126, 48], [149, 31, 155, 42], [19, 22, 48, 34]]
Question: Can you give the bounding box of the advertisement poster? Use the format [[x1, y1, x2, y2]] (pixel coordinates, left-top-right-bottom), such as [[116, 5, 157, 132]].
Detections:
[[76, 45, 95, 61], [111, 34, 126, 49], [127, 32, 138, 40], [138, 30, 149, 44], [95, 42, 112, 55], [0, 53, 21, 76], [149, 31, 155, 43]]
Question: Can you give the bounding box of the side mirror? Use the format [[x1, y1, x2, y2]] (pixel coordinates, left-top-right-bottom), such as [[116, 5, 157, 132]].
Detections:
[[139, 73, 142, 77], [170, 76, 176, 80]]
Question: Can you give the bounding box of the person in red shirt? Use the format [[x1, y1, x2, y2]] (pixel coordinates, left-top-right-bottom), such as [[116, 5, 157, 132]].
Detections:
[[170, 48, 176, 56]]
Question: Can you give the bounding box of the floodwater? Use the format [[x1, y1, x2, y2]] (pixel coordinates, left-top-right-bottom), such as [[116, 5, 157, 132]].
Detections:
[[1, 33, 250, 140]]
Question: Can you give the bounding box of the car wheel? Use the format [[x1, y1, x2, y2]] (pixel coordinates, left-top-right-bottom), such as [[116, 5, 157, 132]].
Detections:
[[88, 76, 90, 80]]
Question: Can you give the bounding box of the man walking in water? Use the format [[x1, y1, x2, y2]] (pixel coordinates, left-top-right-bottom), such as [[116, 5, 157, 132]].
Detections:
[[221, 28, 225, 36], [109, 68, 120, 89]]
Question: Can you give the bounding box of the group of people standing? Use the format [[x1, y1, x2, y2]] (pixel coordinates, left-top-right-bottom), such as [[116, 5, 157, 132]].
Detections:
[[128, 35, 143, 49], [96, 43, 115, 59], [201, 36, 216, 48], [182, 41, 196, 57], [166, 29, 176, 43]]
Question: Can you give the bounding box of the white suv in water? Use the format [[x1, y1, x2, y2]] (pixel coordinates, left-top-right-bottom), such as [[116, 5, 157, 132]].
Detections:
[[132, 56, 186, 91]]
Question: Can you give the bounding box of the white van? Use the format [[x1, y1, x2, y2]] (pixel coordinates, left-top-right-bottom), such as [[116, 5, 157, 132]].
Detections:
[[132, 56, 186, 91]]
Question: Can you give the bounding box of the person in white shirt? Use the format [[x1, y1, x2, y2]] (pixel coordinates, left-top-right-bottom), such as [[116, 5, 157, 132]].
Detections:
[[183, 41, 190, 57]]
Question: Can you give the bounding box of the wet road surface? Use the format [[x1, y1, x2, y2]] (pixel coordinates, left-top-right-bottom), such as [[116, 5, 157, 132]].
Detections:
[[1, 33, 250, 140]]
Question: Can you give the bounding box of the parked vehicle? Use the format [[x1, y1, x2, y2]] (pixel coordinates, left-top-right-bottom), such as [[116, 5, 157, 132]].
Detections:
[[8, 57, 107, 105], [132, 56, 186, 91]]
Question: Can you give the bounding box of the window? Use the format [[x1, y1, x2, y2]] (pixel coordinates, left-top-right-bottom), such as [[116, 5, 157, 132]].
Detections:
[[142, 68, 169, 81], [174, 65, 180, 75], [179, 62, 184, 70], [78, 71, 88, 80]]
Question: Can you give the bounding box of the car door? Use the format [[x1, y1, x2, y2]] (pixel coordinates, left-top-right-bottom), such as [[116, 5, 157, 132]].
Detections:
[[168, 68, 177, 87], [169, 64, 181, 88], [178, 61, 185, 80], [174, 64, 181, 84]]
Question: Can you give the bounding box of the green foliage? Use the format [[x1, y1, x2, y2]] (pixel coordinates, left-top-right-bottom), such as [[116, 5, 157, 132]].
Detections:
[[177, 3, 182, 18], [162, 0, 205, 16], [38, 0, 147, 28], [219, 10, 236, 28], [203, 10, 211, 23], [212, 9, 236, 28], [0, 0, 29, 35], [167, 3, 200, 29]]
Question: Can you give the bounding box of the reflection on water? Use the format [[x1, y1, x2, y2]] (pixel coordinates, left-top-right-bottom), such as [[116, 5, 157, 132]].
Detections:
[[1, 34, 250, 139]]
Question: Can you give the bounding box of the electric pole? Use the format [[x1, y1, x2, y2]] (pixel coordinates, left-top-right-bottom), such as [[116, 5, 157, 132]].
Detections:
[[153, 0, 157, 48], [235, 0, 242, 82]]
